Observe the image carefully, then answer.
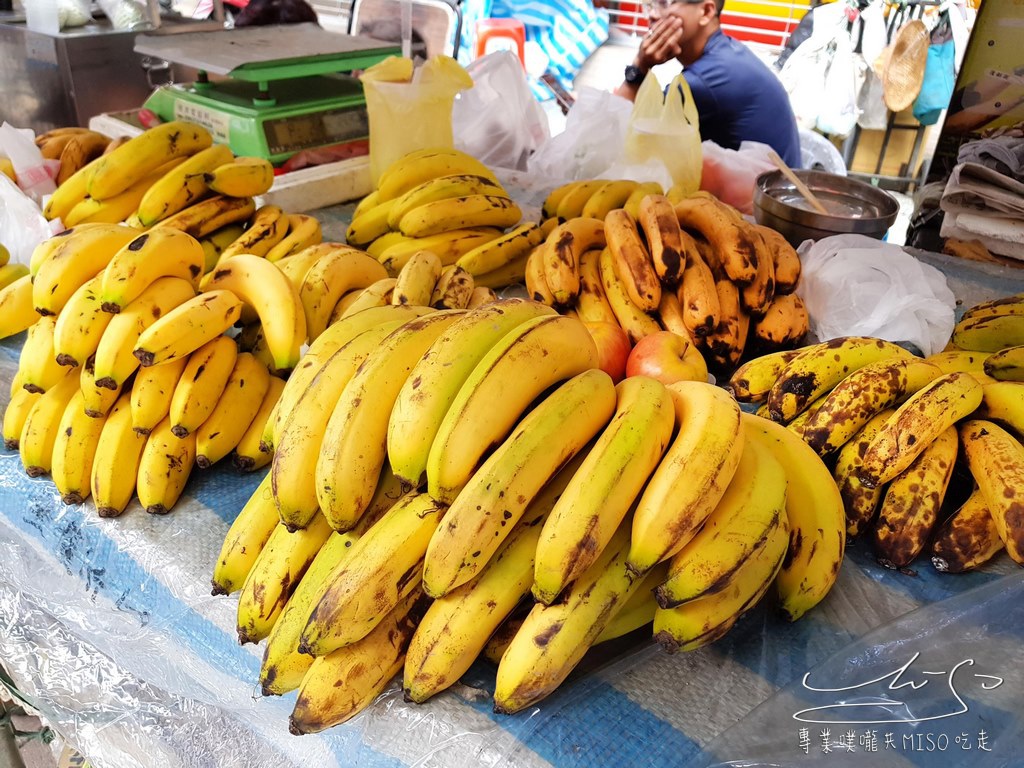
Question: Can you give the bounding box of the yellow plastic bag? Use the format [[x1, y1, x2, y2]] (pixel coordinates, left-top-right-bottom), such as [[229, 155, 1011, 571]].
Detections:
[[624, 74, 702, 194], [361, 55, 474, 185]]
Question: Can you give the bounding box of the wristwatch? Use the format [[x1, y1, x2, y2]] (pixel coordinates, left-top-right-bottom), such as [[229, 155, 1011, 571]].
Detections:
[[624, 65, 647, 86]]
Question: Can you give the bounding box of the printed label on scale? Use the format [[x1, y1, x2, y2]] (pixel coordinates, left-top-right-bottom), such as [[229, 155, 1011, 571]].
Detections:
[[173, 102, 231, 144]]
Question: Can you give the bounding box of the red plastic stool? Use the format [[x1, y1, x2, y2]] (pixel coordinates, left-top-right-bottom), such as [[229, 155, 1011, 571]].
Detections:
[[474, 18, 526, 68]]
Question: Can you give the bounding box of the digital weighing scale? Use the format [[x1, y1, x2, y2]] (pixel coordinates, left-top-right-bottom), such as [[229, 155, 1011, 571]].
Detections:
[[136, 23, 401, 164]]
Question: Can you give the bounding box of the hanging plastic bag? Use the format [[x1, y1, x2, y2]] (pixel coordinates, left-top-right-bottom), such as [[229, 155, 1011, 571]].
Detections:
[[913, 38, 956, 126], [699, 140, 775, 215], [452, 51, 550, 172], [779, 36, 831, 132], [361, 55, 474, 185], [623, 73, 702, 194], [0, 174, 63, 266], [527, 87, 633, 181], [857, 67, 888, 130], [795, 234, 956, 356], [815, 31, 867, 138]]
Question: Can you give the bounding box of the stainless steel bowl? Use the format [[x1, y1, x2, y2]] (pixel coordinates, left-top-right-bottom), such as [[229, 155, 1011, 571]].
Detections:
[[753, 170, 900, 247]]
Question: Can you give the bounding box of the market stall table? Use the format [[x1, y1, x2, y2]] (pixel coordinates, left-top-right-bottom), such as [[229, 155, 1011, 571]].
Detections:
[[0, 206, 1022, 767]]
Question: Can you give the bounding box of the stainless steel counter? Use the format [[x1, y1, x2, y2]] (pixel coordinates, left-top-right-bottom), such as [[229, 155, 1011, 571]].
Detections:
[[0, 17, 200, 131]]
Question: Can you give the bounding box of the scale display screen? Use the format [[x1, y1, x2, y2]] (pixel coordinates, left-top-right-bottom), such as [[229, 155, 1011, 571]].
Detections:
[[264, 107, 369, 155]]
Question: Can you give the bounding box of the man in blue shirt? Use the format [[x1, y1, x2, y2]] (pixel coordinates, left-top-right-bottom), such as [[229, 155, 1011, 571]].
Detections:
[[616, 0, 802, 168]]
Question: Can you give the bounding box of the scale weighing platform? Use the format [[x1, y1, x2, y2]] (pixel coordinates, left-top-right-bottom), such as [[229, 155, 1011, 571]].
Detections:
[[136, 23, 400, 164]]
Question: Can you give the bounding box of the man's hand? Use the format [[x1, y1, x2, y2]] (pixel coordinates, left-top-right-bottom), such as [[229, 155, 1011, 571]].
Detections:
[[634, 16, 685, 72]]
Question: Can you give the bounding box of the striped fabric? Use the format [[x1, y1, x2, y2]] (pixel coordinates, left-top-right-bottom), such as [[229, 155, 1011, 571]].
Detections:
[[459, 0, 610, 99]]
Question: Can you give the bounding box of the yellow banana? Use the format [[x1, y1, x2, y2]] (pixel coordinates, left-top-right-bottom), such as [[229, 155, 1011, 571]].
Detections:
[[43, 159, 96, 223], [622, 181, 665, 220], [52, 275, 112, 368], [628, 381, 744, 574], [679, 246, 720, 339], [427, 264, 473, 309], [50, 389, 107, 504], [376, 148, 498, 202], [155, 195, 257, 240], [80, 355, 121, 418], [533, 376, 674, 604], [0, 275, 37, 339], [977, 381, 1024, 436], [199, 224, 245, 273], [88, 121, 212, 199], [653, 516, 788, 653], [202, 254, 306, 370], [554, 180, 606, 221], [655, 435, 786, 608], [674, 196, 758, 285], [136, 144, 234, 226], [133, 291, 242, 367], [298, 249, 389, 341], [265, 214, 323, 262], [931, 487, 1004, 574], [575, 247, 617, 325], [404, 499, 550, 703], [726, 349, 801, 403], [638, 194, 692, 286], [345, 199, 396, 248], [960, 419, 1024, 565], [581, 180, 640, 220], [466, 285, 497, 308], [236, 513, 334, 644], [92, 277, 196, 390], [276, 242, 358, 288], [195, 353, 271, 468], [2, 387, 41, 450], [90, 391, 148, 517], [63, 160, 185, 227], [272, 319, 410, 530], [423, 369, 616, 598], [542, 180, 587, 219], [524, 246, 555, 305], [18, 368, 80, 477], [232, 375, 284, 472], [366, 230, 411, 260], [136, 416, 197, 515], [262, 304, 428, 453], [392, 249, 442, 306], [743, 414, 846, 621], [598, 246, 662, 345], [218, 204, 289, 261], [605, 209, 661, 312], [259, 467, 409, 694], [387, 173, 506, 229], [388, 299, 555, 486], [398, 194, 521, 238], [130, 356, 188, 436], [378, 228, 500, 272], [834, 408, 895, 538], [99, 228, 204, 312], [595, 567, 667, 644], [800, 358, 942, 457], [168, 335, 238, 437], [289, 588, 427, 734], [472, 251, 529, 289], [541, 217, 606, 306], [426, 314, 599, 504], [984, 345, 1024, 381], [493, 524, 646, 714], [299, 492, 444, 656], [952, 311, 1024, 353], [0, 263, 27, 292], [32, 225, 141, 315], [872, 425, 958, 569], [315, 311, 465, 530], [456, 222, 544, 277], [337, 277, 397, 318], [858, 372, 984, 488], [766, 337, 916, 423], [205, 156, 274, 197], [17, 315, 65, 394], [211, 473, 280, 595]]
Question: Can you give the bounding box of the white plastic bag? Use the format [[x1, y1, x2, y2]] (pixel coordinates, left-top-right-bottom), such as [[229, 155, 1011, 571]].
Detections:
[[815, 32, 866, 138], [527, 87, 633, 181], [0, 174, 63, 266], [453, 51, 550, 172], [779, 37, 830, 132], [699, 140, 775, 215], [795, 234, 956, 356], [0, 123, 56, 204]]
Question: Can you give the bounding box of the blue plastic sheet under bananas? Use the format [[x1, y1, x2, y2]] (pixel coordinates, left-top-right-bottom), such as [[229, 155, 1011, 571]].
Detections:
[[1, 268, 1024, 766]]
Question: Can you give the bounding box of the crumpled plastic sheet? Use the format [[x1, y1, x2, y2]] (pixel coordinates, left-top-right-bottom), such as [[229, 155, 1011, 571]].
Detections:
[[1, 247, 1023, 767]]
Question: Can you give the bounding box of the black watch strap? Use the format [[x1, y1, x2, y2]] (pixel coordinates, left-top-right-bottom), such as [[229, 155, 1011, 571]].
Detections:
[[624, 65, 647, 86]]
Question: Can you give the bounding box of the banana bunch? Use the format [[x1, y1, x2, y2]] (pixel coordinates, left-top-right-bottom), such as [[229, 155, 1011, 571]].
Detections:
[[35, 128, 114, 187], [349, 148, 529, 284], [728, 325, 1024, 574], [528, 188, 809, 375], [211, 298, 847, 729]]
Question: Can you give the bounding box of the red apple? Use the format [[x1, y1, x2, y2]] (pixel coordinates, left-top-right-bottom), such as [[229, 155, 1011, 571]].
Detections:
[[626, 331, 708, 385], [583, 321, 631, 383]]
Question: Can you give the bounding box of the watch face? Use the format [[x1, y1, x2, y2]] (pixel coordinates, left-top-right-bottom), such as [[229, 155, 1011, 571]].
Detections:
[[625, 65, 645, 85]]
